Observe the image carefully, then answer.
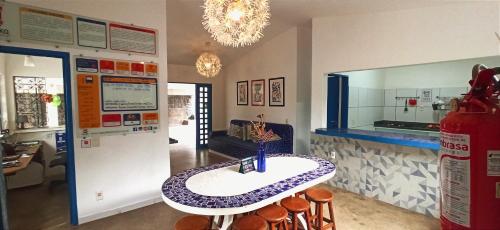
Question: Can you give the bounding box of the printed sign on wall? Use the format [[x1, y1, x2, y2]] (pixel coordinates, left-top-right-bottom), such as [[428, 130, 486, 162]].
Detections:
[[75, 56, 160, 137], [20, 7, 74, 44], [77, 17, 107, 49], [109, 23, 157, 55]]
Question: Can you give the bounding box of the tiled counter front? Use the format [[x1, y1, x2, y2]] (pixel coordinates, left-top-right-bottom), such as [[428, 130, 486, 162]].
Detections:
[[310, 133, 439, 217]]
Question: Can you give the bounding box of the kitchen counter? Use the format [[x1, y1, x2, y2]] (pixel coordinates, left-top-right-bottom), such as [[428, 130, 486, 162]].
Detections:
[[310, 131, 440, 218], [315, 128, 440, 150]]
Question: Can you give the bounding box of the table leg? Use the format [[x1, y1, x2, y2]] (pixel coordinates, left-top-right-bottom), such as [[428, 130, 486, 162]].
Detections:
[[219, 215, 232, 230]]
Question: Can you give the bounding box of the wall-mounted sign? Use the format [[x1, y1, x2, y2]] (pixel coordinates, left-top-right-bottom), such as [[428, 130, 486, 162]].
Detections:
[[101, 76, 158, 111], [20, 7, 74, 44], [131, 62, 144, 76], [77, 17, 107, 49], [145, 64, 158, 77], [75, 56, 160, 137], [123, 113, 141, 126], [76, 58, 99, 73], [0, 2, 159, 56], [109, 23, 157, 55], [116, 61, 130, 75], [77, 74, 101, 128], [102, 114, 121, 127], [99, 60, 115, 74]]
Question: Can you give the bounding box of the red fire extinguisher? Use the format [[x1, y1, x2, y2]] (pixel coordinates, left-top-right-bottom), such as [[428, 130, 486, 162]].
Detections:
[[440, 64, 500, 230]]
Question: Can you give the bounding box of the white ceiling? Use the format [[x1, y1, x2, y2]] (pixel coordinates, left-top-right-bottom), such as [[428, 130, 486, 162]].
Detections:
[[166, 0, 454, 66]]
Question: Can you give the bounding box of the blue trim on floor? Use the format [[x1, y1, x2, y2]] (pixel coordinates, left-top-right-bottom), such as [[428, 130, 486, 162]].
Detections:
[[0, 45, 79, 225], [315, 128, 440, 150]]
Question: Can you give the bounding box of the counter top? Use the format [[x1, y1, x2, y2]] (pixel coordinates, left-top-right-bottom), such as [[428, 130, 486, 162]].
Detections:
[[315, 128, 440, 150]]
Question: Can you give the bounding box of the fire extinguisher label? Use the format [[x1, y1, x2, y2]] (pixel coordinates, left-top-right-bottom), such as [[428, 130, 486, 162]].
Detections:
[[439, 132, 471, 228], [487, 151, 500, 176]]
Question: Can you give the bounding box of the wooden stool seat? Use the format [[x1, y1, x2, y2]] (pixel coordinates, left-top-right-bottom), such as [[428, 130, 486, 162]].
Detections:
[[175, 215, 210, 230], [280, 197, 310, 212], [257, 204, 289, 229], [281, 197, 313, 230], [232, 215, 268, 230], [306, 188, 334, 202], [257, 204, 288, 222], [305, 188, 336, 230]]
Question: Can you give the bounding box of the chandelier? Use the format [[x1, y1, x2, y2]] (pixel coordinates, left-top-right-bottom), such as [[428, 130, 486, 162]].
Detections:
[[196, 52, 222, 78], [202, 0, 270, 47]]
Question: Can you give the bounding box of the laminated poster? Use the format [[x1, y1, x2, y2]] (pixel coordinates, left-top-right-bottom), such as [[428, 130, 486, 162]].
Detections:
[[20, 7, 74, 44]]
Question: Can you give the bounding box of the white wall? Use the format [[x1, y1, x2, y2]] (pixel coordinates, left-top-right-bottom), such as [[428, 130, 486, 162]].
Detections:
[[168, 64, 226, 131], [225, 27, 299, 151], [4, 0, 169, 224], [311, 2, 500, 130]]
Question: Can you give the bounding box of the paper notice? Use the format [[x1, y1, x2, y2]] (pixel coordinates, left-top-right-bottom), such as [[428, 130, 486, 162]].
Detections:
[[20, 7, 74, 44], [488, 151, 500, 176], [109, 23, 156, 55], [77, 17, 107, 49]]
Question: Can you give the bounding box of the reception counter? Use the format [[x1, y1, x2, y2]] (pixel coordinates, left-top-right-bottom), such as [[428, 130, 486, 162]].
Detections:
[[311, 129, 440, 218]]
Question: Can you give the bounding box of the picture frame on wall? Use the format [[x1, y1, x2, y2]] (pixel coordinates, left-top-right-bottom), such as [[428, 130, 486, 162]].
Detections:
[[251, 79, 265, 106], [236, 81, 248, 105], [269, 77, 285, 106]]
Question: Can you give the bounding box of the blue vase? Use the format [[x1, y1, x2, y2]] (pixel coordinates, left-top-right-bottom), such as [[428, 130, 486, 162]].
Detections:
[[257, 141, 266, 172]]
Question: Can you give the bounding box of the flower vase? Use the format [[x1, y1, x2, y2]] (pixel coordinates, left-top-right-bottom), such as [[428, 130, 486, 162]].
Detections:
[[257, 141, 266, 172]]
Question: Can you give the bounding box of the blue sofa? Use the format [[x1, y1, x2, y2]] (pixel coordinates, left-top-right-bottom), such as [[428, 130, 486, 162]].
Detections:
[[208, 119, 293, 159]]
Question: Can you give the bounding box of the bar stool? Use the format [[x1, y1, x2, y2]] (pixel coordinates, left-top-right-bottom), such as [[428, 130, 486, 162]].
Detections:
[[280, 197, 313, 230], [257, 204, 289, 230], [175, 215, 210, 230], [232, 215, 268, 230], [305, 188, 336, 230]]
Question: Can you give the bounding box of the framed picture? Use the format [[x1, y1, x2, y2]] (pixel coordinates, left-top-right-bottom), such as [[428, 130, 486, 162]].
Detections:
[[236, 81, 248, 105], [251, 79, 265, 106], [269, 77, 285, 106]]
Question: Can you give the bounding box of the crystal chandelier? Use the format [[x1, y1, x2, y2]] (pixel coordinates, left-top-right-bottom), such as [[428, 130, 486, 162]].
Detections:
[[196, 52, 222, 78], [202, 0, 270, 47]]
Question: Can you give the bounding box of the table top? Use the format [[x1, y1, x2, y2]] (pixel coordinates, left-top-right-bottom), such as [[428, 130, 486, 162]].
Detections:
[[3, 143, 42, 175], [161, 154, 336, 215]]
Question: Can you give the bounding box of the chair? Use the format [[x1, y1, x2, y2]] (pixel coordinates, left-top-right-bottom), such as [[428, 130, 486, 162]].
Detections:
[[49, 151, 67, 190], [305, 188, 336, 230], [280, 197, 313, 230], [257, 204, 289, 230], [175, 215, 210, 230], [231, 215, 268, 230]]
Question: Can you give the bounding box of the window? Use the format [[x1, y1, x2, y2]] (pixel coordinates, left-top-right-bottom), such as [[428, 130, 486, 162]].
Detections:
[[14, 76, 65, 129]]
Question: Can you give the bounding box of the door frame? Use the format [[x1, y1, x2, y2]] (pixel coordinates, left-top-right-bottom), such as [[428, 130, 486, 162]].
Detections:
[[0, 45, 79, 225], [327, 74, 349, 129], [167, 82, 213, 149]]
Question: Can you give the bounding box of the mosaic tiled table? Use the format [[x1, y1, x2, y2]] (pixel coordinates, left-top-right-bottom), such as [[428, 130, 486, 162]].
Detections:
[[162, 154, 336, 229]]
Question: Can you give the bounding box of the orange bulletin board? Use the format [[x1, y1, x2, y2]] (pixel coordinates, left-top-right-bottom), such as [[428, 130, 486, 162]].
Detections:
[[77, 74, 101, 128]]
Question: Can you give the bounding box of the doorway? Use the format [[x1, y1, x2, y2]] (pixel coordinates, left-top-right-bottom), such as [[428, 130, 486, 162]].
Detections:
[[168, 83, 197, 147], [0, 46, 77, 229]]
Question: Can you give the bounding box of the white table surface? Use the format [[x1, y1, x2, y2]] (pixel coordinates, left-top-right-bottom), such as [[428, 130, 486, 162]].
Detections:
[[161, 154, 336, 216]]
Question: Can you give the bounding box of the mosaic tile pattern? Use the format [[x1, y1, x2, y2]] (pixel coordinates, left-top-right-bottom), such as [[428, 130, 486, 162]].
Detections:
[[162, 154, 336, 209], [310, 133, 439, 218]]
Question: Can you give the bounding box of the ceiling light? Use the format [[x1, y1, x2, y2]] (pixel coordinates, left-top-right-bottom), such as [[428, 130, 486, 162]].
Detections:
[[24, 56, 35, 67], [202, 0, 270, 47], [196, 52, 221, 78]]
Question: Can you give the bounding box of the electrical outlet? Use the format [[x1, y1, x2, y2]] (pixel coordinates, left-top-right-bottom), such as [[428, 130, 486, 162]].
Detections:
[[96, 191, 104, 201], [331, 151, 336, 159]]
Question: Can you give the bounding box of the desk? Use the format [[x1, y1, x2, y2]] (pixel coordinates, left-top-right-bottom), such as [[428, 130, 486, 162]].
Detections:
[[3, 143, 43, 175], [162, 154, 336, 229]]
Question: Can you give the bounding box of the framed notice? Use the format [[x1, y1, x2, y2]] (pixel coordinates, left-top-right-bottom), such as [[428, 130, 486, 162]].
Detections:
[[20, 7, 74, 44], [109, 22, 157, 55], [77, 17, 107, 49], [101, 76, 158, 111]]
